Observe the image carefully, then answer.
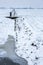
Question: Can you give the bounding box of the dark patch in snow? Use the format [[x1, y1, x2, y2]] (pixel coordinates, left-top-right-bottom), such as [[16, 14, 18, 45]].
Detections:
[[0, 57, 20, 65]]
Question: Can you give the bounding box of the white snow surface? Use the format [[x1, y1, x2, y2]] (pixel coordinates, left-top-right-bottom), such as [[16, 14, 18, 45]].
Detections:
[[0, 9, 43, 65]]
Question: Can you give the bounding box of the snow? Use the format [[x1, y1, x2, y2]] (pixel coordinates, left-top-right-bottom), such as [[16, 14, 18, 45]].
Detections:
[[0, 9, 43, 65]]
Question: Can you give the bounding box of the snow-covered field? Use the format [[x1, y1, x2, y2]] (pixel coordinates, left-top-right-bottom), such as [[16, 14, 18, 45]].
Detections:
[[0, 9, 43, 65]]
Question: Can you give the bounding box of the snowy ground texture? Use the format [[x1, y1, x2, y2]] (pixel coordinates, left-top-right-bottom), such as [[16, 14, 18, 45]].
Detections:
[[0, 9, 43, 65]]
